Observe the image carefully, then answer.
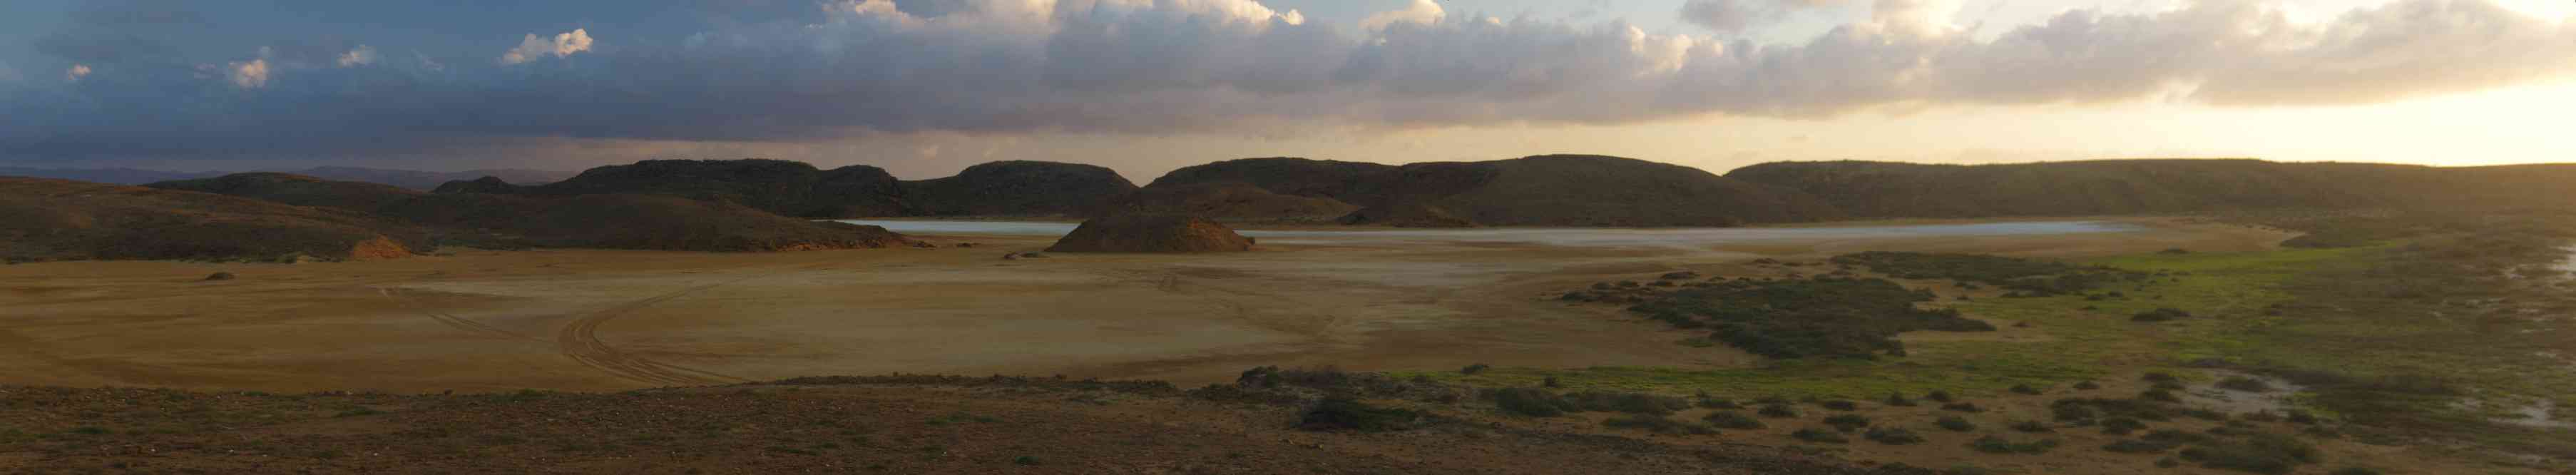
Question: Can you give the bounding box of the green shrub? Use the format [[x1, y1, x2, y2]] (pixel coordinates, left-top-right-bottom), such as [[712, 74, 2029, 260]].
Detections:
[[2217, 377, 2273, 392], [1565, 391, 1690, 415], [2142, 372, 2180, 384], [1884, 392, 1917, 407], [2102, 439, 2177, 454], [1925, 389, 1955, 402], [1936, 416, 1976, 431], [2052, 404, 2097, 422], [1702, 411, 1765, 429], [1603, 414, 1717, 435], [1820, 399, 1859, 411], [1297, 397, 1424, 432], [2010, 384, 2043, 395], [1487, 387, 1575, 417], [1823, 414, 1873, 432], [1792, 428, 1849, 444], [2100, 417, 2147, 435], [1624, 277, 1993, 359], [1864, 427, 1926, 445], [1460, 364, 1491, 375], [1968, 436, 2060, 454], [2327, 468, 2383, 475], [1758, 404, 1800, 418], [2009, 420, 2053, 433], [2073, 380, 2102, 390], [2140, 389, 2181, 403], [2179, 433, 2321, 474], [1941, 402, 1985, 413]]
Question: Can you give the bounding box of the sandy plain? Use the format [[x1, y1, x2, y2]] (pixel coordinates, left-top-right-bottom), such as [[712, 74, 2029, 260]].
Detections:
[[0, 218, 2289, 393]]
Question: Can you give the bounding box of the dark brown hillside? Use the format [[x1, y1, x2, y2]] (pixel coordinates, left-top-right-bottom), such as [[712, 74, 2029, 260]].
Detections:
[[527, 159, 909, 218], [1719, 159, 2567, 218], [0, 177, 425, 262], [1144, 157, 1401, 205], [144, 173, 909, 252], [1359, 155, 1846, 227], [1102, 182, 1361, 222], [899, 160, 1138, 216], [1135, 155, 1843, 226]]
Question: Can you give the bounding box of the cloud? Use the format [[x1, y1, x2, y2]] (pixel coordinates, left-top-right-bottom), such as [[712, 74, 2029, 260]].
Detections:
[[1680, 0, 1844, 34], [65, 64, 91, 81], [4, 0, 2574, 160], [336, 46, 378, 67], [225, 58, 268, 88], [1362, 0, 1446, 31], [499, 29, 594, 65]]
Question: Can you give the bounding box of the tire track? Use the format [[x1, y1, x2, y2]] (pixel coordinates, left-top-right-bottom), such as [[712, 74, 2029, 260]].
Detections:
[[374, 287, 543, 342], [553, 279, 753, 387]]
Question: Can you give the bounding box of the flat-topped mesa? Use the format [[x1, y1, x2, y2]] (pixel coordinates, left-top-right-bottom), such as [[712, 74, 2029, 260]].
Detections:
[[1137, 155, 1844, 227], [1046, 215, 1255, 253]]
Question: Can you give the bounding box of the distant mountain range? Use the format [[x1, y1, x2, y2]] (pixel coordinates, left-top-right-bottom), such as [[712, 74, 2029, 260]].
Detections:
[[0, 165, 575, 190]]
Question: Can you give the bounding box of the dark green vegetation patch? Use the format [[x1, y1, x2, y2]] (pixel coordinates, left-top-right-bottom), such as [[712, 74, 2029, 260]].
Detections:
[[1626, 277, 1995, 359], [1831, 251, 2148, 295]]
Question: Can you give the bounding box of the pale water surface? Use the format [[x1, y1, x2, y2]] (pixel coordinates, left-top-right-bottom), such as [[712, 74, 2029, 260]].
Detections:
[[835, 220, 2142, 247]]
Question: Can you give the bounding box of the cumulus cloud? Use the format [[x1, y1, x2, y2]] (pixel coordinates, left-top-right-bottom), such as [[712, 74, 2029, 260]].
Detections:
[[225, 58, 268, 88], [336, 45, 378, 67], [4, 0, 2575, 160], [1681, 0, 1845, 33], [499, 29, 594, 64], [1361, 0, 1446, 31], [65, 64, 92, 81]]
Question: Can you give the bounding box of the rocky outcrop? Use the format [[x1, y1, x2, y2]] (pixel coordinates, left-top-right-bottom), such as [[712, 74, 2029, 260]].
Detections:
[[1046, 215, 1255, 252]]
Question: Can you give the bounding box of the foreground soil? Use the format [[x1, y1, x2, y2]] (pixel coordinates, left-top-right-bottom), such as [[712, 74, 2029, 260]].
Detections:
[[0, 377, 1899, 474]]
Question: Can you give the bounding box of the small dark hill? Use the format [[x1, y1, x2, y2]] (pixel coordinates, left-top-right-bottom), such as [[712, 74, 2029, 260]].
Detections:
[[1719, 159, 2525, 218], [900, 160, 1138, 216], [1103, 182, 1360, 223], [1145, 158, 1400, 205], [431, 176, 523, 194], [147, 173, 426, 213], [1, 177, 424, 262], [1384, 155, 1845, 227], [1135, 155, 1841, 227], [529, 159, 906, 218], [528, 158, 1133, 218], [1046, 215, 1255, 252], [146, 173, 909, 252]]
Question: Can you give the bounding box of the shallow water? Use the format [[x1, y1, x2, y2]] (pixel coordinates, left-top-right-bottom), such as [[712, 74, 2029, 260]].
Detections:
[[834, 220, 2142, 247]]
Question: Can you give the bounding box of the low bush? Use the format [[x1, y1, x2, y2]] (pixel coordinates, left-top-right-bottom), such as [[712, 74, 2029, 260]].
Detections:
[[1792, 428, 1849, 444], [1925, 389, 1955, 402], [2179, 433, 2321, 474], [2132, 307, 2192, 322], [1820, 399, 1859, 411], [1297, 398, 1424, 432], [1823, 414, 1872, 432], [1624, 277, 1993, 359], [1936, 415, 1977, 431], [1564, 391, 1690, 415], [1460, 364, 1491, 375], [2009, 420, 2053, 433], [2102, 439, 2177, 454], [2100, 417, 2148, 435], [1941, 402, 1985, 413], [2073, 380, 2101, 390], [1864, 427, 1926, 445], [1758, 404, 1800, 418], [1702, 411, 1765, 429], [1884, 392, 1917, 407], [1603, 414, 1716, 435], [2217, 377, 2273, 392], [1968, 436, 2060, 454], [2010, 384, 2043, 395], [1486, 387, 1575, 417]]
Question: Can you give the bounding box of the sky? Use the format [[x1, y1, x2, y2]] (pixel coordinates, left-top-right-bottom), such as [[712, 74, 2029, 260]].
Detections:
[[2, 0, 2572, 181]]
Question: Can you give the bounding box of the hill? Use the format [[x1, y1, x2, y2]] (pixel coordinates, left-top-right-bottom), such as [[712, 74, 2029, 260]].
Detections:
[[145, 173, 909, 252], [0, 165, 570, 190], [1142, 155, 1845, 227], [511, 159, 1135, 218], [0, 177, 426, 262], [1724, 159, 2576, 218]]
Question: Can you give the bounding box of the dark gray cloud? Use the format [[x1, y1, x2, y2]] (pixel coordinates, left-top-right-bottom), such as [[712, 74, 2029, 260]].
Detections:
[[5, 0, 2573, 161]]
